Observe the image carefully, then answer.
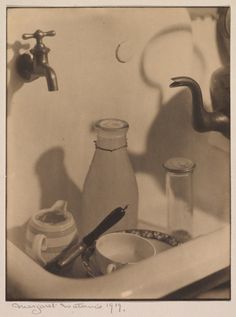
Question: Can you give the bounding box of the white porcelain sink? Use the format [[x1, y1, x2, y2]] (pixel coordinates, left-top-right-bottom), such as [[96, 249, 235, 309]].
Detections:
[[7, 198, 230, 300]]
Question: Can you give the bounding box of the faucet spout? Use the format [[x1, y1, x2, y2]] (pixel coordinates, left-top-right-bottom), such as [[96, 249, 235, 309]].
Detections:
[[42, 65, 58, 91]]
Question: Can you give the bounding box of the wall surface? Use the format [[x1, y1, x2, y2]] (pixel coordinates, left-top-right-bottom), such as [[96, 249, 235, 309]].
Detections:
[[7, 8, 229, 237]]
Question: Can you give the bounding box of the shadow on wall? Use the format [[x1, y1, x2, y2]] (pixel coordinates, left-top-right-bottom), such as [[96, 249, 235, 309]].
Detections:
[[129, 29, 229, 221], [35, 147, 82, 228], [7, 148, 82, 251], [130, 89, 193, 190], [7, 41, 30, 116], [130, 88, 229, 221]]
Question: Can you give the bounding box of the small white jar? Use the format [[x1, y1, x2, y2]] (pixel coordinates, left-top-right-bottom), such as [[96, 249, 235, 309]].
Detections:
[[25, 200, 78, 265]]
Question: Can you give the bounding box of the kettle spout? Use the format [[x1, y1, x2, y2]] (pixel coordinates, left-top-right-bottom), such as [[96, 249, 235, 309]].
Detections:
[[170, 76, 230, 138]]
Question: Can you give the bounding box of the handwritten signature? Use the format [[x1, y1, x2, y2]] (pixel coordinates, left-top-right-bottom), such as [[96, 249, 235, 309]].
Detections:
[[12, 303, 57, 315], [11, 302, 126, 314]]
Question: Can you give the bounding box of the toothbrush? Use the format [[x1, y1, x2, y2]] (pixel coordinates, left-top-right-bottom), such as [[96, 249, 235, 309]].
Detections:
[[44, 205, 127, 273]]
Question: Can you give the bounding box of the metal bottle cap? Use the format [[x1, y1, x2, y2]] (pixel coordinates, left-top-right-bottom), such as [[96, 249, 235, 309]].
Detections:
[[163, 157, 196, 173]]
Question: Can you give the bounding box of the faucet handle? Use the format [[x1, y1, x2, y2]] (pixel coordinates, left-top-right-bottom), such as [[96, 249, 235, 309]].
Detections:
[[22, 30, 56, 43]]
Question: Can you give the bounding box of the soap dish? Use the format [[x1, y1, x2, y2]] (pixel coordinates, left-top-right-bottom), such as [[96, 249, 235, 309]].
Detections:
[[81, 229, 179, 278]]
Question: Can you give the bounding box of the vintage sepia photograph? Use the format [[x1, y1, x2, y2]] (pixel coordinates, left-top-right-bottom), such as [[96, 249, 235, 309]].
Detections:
[[4, 2, 232, 308]]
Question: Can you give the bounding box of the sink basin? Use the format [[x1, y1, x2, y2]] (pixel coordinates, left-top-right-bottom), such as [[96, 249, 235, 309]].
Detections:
[[7, 201, 230, 300]]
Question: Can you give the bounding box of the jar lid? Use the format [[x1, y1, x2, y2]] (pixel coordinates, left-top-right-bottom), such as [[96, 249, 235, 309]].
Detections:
[[163, 157, 195, 173]]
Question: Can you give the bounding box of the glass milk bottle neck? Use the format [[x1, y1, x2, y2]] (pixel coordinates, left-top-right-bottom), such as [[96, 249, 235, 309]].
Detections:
[[95, 118, 129, 151]]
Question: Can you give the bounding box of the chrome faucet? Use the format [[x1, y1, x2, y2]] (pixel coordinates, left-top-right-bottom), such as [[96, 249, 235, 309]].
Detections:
[[16, 30, 58, 91]]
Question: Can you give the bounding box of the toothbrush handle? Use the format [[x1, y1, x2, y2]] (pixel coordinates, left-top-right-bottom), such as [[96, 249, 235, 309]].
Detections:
[[83, 206, 127, 246]]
